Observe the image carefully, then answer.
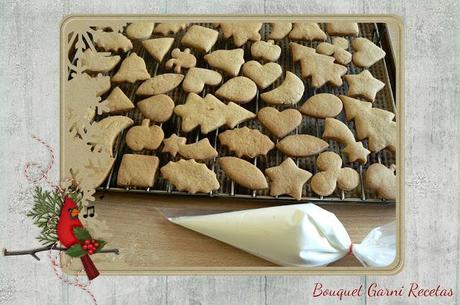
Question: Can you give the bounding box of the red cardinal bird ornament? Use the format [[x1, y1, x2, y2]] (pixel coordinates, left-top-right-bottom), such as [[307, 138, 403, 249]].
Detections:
[[57, 197, 102, 280]]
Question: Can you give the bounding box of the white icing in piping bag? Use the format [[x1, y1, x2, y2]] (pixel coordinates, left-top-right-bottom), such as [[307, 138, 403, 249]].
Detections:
[[169, 203, 396, 267]]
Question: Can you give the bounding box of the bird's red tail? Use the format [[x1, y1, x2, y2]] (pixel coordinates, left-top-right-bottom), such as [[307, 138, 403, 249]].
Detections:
[[80, 254, 100, 280]]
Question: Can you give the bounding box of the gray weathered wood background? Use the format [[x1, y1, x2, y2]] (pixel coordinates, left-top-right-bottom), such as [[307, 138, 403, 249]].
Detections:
[[0, 0, 459, 304]]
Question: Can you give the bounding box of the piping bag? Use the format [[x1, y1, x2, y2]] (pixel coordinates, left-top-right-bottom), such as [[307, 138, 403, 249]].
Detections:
[[166, 203, 396, 267]]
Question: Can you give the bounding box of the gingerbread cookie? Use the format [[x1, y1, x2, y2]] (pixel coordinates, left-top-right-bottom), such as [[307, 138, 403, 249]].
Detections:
[[174, 93, 255, 134], [125, 119, 164, 151], [310, 151, 360, 196], [276, 134, 328, 157], [344, 70, 385, 102], [257, 107, 302, 138], [265, 158, 312, 200], [181, 25, 219, 53], [217, 23, 262, 47], [182, 68, 222, 94], [219, 127, 274, 158], [162, 134, 218, 161], [99, 87, 134, 114], [117, 154, 159, 188], [137, 94, 175, 123], [80, 49, 121, 73], [215, 76, 257, 104], [87, 116, 133, 156], [317, 38, 352, 65], [204, 49, 245, 76], [340, 95, 396, 152], [142, 37, 174, 62], [161, 159, 220, 193], [112, 52, 150, 83], [218, 157, 267, 190], [136, 73, 184, 96], [364, 163, 396, 200], [260, 71, 304, 105], [250, 40, 281, 62], [125, 22, 154, 40], [268, 23, 292, 40], [242, 61, 282, 89], [93, 30, 133, 52], [290, 42, 316, 62], [154, 23, 189, 35], [352, 38, 386, 68], [322, 118, 370, 164], [289, 23, 327, 41], [299, 93, 343, 118], [326, 22, 359, 36], [299, 52, 347, 88], [165, 48, 197, 73]]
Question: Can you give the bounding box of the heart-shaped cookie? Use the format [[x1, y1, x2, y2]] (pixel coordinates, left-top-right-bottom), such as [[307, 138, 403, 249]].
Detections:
[[215, 76, 257, 104], [182, 67, 222, 94], [352, 37, 386, 68], [257, 107, 302, 138], [125, 119, 164, 151], [242, 61, 282, 89]]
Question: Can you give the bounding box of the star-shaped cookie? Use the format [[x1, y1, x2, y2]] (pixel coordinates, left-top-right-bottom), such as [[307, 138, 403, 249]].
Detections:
[[217, 23, 262, 47], [344, 70, 385, 102], [289, 23, 327, 41], [265, 158, 312, 200]]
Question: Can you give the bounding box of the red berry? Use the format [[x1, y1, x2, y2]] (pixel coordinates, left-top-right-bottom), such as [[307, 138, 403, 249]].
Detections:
[[83, 245, 88, 250], [85, 240, 90, 244], [94, 242, 99, 248], [88, 250, 94, 254]]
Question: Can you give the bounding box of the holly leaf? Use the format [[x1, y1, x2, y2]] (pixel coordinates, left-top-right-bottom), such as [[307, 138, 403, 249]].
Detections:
[[73, 227, 91, 242], [93, 240, 106, 254], [65, 244, 87, 258]]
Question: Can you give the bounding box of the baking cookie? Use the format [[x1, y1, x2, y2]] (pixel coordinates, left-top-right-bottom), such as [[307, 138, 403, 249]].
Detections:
[[215, 76, 257, 104], [99, 87, 134, 114], [217, 23, 262, 47], [162, 134, 218, 161], [154, 23, 189, 35], [352, 37, 386, 68], [174, 93, 255, 134], [112, 52, 150, 83], [80, 49, 121, 73], [290, 42, 316, 62], [161, 159, 220, 193], [260, 71, 304, 105], [340, 95, 396, 152], [257, 107, 302, 138], [326, 22, 359, 36], [218, 127, 274, 158], [125, 119, 164, 151], [322, 118, 370, 164], [218, 157, 268, 190], [344, 70, 385, 102], [181, 25, 219, 53], [204, 49, 245, 76], [125, 22, 154, 40], [136, 73, 184, 96], [142, 37, 175, 62], [251, 40, 281, 62], [276, 134, 328, 157], [93, 30, 133, 52], [317, 39, 352, 65], [268, 22, 292, 40], [310, 151, 360, 196], [242, 61, 282, 89], [299, 93, 343, 118], [87, 116, 134, 156], [165, 48, 197, 73], [364, 163, 396, 200], [265, 158, 312, 200], [289, 23, 327, 41], [299, 52, 347, 88], [137, 94, 175, 123], [182, 67, 222, 94], [117, 154, 159, 188]]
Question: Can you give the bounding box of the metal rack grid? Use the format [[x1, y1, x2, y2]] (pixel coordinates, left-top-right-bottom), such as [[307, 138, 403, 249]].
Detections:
[[81, 22, 397, 204]]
